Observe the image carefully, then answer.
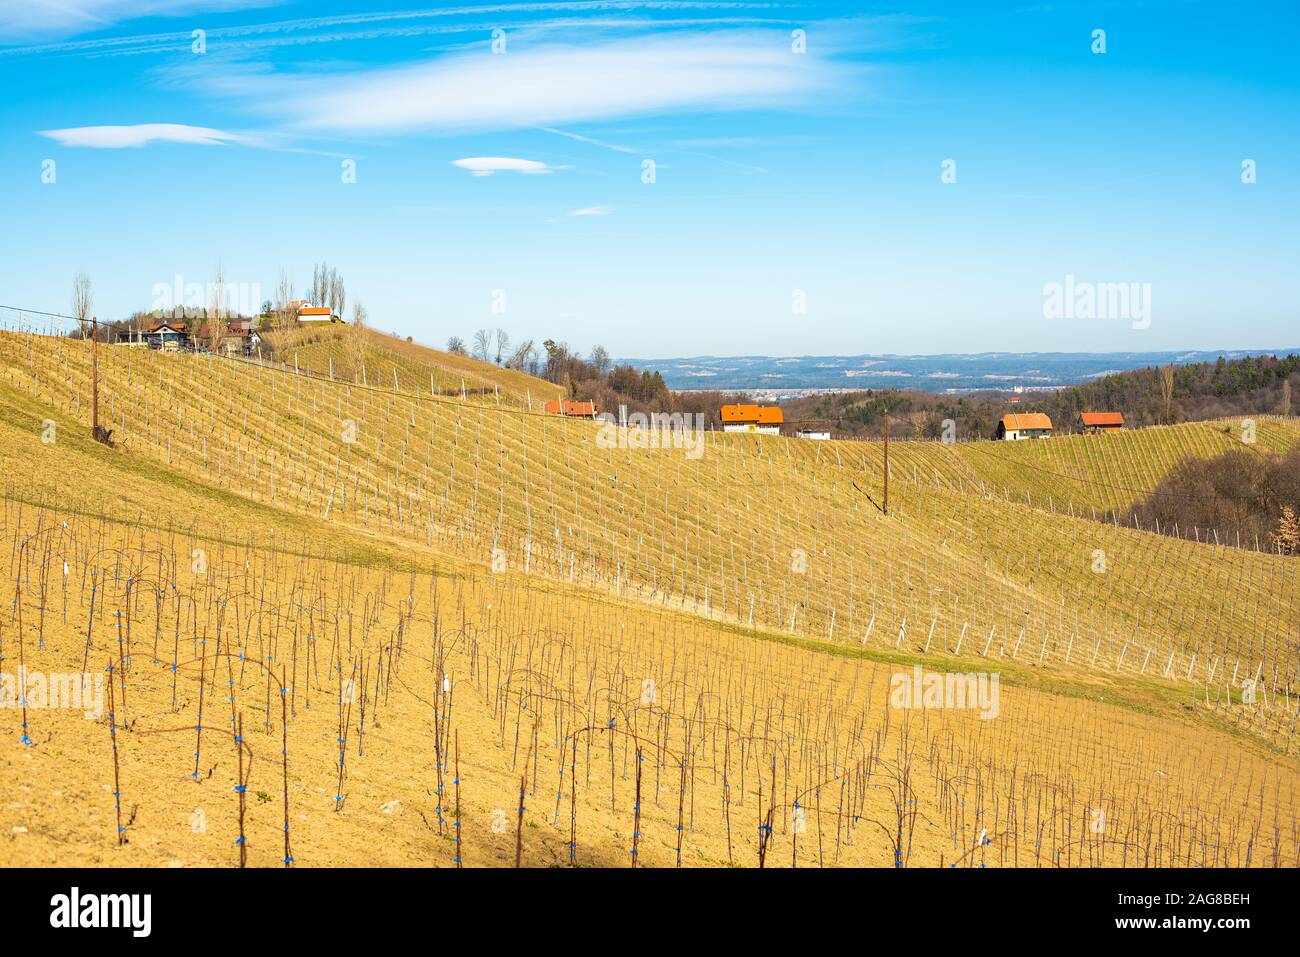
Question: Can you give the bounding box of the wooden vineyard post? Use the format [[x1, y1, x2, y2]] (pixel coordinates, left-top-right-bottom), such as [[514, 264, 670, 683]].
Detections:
[[632, 746, 642, 867], [514, 772, 526, 868], [91, 316, 99, 439], [568, 734, 578, 865], [883, 411, 889, 516], [453, 730, 462, 868], [235, 712, 247, 868], [282, 668, 294, 867], [107, 660, 125, 845]]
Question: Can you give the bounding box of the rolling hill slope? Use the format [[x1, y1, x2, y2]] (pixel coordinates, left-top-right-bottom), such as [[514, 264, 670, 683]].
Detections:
[[2, 328, 1298, 701], [258, 323, 564, 409], [0, 327, 1296, 869]]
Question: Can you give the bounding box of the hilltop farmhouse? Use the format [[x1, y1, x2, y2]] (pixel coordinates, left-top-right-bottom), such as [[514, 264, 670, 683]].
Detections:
[[1077, 411, 1125, 433], [297, 305, 341, 324], [543, 399, 598, 418], [996, 412, 1053, 440], [721, 404, 784, 435]]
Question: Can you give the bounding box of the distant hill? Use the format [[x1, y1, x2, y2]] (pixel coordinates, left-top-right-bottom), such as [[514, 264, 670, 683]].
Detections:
[[622, 349, 1299, 396], [778, 352, 1299, 439]]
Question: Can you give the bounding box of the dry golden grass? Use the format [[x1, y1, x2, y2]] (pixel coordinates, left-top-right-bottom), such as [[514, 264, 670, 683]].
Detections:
[[1, 502, 1294, 868]]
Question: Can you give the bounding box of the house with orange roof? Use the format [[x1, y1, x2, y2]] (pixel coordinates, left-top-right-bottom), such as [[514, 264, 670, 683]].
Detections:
[[143, 321, 190, 352], [720, 403, 784, 435], [297, 305, 341, 324], [543, 399, 598, 418], [995, 412, 1053, 440], [1076, 411, 1124, 433]]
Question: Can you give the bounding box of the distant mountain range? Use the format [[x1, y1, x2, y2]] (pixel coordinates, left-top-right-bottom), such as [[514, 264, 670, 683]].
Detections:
[[619, 350, 1300, 396]]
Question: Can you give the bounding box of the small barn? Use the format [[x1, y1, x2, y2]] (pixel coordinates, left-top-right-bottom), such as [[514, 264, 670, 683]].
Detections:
[[1077, 411, 1124, 433], [996, 412, 1052, 440], [796, 429, 830, 441], [543, 399, 598, 418], [721, 404, 783, 435]]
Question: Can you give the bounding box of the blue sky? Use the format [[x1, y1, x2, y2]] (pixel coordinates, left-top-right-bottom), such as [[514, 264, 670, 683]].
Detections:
[[1, 0, 1296, 358]]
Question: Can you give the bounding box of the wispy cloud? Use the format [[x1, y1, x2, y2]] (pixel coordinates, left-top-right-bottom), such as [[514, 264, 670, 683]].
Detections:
[[0, 1, 275, 42], [568, 205, 614, 216], [0, 4, 796, 56], [450, 156, 564, 176], [38, 122, 251, 148], [190, 29, 845, 137]]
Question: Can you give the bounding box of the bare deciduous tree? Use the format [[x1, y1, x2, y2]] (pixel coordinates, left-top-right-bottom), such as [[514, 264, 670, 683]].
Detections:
[[328, 269, 345, 319], [1159, 362, 1175, 424], [494, 328, 509, 365], [509, 339, 536, 370], [72, 272, 92, 339], [472, 329, 491, 362], [274, 270, 296, 327], [589, 344, 611, 375], [208, 264, 228, 352], [309, 263, 326, 308], [447, 336, 468, 356], [349, 301, 367, 368], [1274, 505, 1300, 555]]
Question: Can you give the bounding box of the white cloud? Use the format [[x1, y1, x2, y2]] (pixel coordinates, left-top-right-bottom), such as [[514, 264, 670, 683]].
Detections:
[[450, 156, 559, 176], [568, 205, 614, 216], [212, 29, 841, 135], [0, 1, 273, 41], [39, 123, 249, 148]]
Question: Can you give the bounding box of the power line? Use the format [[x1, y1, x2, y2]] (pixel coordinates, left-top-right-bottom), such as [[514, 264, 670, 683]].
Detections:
[[0, 303, 83, 322]]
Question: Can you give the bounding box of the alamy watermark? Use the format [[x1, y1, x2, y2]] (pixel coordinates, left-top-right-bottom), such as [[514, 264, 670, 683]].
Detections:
[[1, 669, 105, 720], [50, 887, 151, 937], [1043, 274, 1151, 329], [150, 275, 263, 319], [596, 410, 705, 460], [889, 665, 999, 719]]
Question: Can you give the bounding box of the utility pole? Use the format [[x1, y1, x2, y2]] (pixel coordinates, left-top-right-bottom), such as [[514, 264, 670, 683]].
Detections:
[[87, 315, 111, 446], [91, 314, 99, 440], [882, 411, 889, 516]]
